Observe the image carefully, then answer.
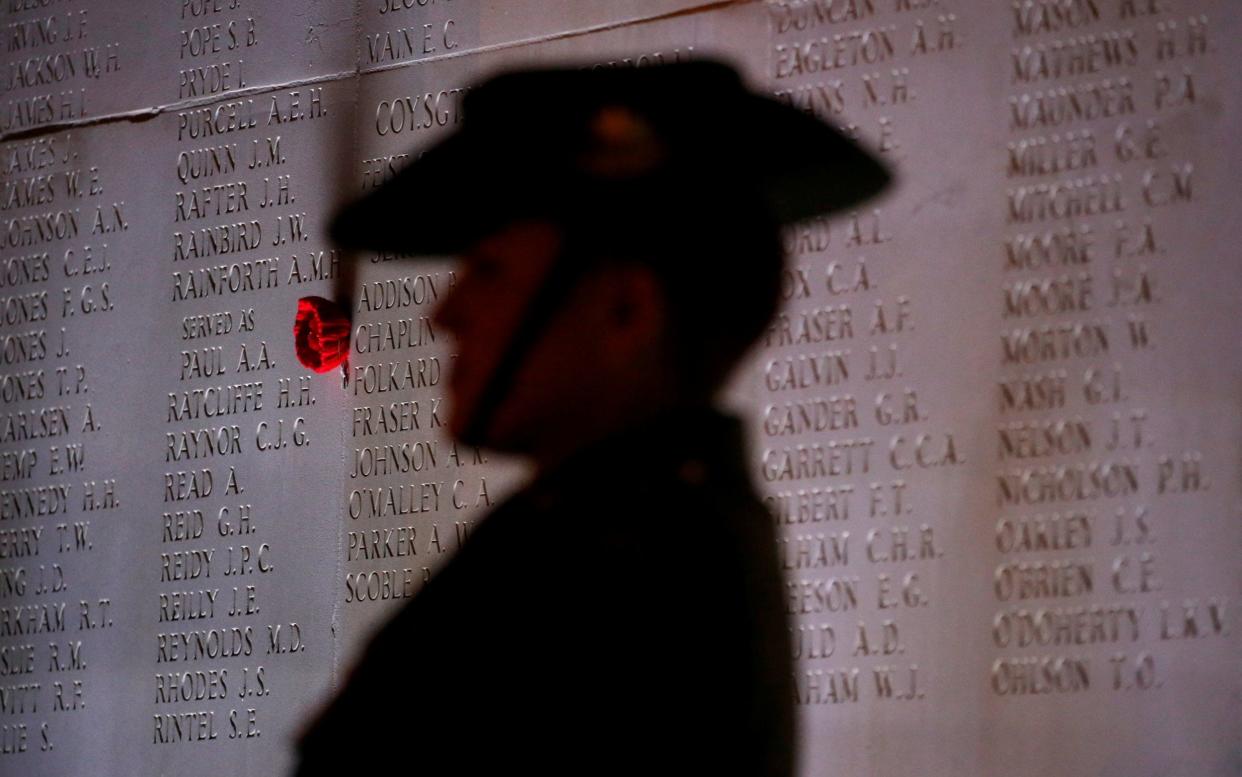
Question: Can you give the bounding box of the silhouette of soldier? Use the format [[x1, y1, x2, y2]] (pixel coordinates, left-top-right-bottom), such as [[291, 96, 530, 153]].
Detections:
[[295, 60, 888, 776]]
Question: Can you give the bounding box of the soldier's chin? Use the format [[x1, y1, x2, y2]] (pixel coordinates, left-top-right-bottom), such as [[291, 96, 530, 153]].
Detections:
[[447, 400, 501, 450], [446, 402, 480, 446], [450, 404, 529, 455]]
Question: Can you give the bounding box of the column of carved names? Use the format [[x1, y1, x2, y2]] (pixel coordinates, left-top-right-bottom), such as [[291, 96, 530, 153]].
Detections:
[[0, 0, 128, 757], [0, 125, 124, 759], [0, 5, 106, 136], [343, 60, 497, 619], [761, 0, 965, 710], [156, 1, 331, 745], [992, 0, 1226, 698]]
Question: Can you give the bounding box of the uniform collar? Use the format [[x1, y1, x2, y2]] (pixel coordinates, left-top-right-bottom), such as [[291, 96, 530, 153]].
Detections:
[[523, 405, 748, 508]]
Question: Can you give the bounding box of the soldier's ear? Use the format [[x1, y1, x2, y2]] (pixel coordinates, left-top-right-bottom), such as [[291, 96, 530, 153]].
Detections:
[[595, 263, 667, 357]]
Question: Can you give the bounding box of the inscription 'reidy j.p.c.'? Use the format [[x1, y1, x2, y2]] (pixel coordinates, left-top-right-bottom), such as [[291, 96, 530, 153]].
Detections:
[[0, 1, 1237, 776]]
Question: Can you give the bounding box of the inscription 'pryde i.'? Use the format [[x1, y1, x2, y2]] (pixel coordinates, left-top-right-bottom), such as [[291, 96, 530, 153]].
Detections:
[[0, 1, 1238, 776]]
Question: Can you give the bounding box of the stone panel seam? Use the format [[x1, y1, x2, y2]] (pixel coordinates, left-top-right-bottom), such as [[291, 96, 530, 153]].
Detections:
[[0, 0, 758, 144]]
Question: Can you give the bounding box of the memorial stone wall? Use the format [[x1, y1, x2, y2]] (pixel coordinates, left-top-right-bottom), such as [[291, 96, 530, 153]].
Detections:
[[0, 1, 1237, 775]]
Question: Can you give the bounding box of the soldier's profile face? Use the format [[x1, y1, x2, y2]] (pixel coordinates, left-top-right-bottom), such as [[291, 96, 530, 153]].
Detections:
[[432, 219, 568, 450], [433, 217, 672, 459]]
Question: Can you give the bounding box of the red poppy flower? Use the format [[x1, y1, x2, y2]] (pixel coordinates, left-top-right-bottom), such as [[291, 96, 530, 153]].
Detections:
[[294, 296, 350, 373]]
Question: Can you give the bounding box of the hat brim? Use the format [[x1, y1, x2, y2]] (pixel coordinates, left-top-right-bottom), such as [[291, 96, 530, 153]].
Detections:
[[746, 95, 891, 224], [330, 91, 891, 257]]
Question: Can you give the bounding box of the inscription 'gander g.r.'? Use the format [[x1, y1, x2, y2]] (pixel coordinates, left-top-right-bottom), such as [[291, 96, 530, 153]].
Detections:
[[763, 396, 859, 436]]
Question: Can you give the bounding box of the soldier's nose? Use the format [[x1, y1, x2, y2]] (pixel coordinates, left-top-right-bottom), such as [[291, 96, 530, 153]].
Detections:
[[432, 286, 462, 335]]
